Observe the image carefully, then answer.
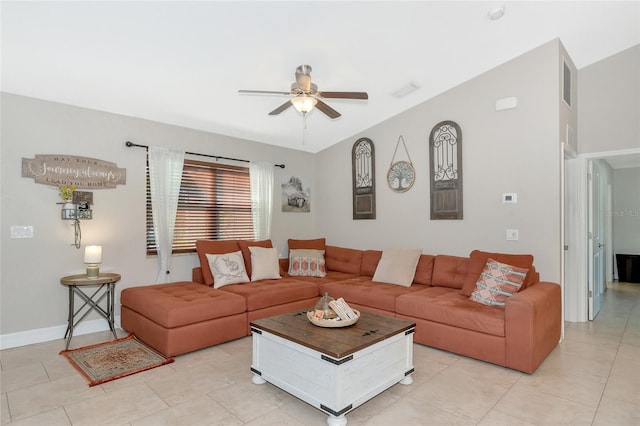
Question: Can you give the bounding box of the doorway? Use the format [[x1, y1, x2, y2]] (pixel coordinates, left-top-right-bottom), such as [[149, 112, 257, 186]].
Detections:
[[563, 148, 640, 323]]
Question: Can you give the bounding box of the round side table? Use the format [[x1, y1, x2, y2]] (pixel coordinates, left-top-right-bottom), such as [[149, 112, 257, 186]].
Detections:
[[60, 273, 121, 349]]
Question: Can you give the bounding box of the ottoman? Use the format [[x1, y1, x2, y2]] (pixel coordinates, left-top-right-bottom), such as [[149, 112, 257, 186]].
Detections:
[[121, 281, 247, 357]]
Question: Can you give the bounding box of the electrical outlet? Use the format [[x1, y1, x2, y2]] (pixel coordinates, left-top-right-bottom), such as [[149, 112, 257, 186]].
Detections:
[[10, 225, 34, 238], [506, 229, 519, 241]]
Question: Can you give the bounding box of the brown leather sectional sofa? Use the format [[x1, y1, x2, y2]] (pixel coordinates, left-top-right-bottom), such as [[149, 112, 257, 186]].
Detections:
[[121, 238, 561, 373]]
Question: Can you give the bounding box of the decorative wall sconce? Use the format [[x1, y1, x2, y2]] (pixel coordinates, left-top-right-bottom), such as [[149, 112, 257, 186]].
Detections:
[[59, 191, 94, 248]]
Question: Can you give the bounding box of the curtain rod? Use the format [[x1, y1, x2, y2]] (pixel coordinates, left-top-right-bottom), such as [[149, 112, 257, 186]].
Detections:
[[125, 141, 285, 169]]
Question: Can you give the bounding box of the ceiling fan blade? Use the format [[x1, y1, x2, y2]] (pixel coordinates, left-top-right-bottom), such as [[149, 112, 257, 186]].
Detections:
[[239, 89, 292, 96], [315, 99, 341, 119], [318, 91, 369, 100], [268, 100, 293, 115]]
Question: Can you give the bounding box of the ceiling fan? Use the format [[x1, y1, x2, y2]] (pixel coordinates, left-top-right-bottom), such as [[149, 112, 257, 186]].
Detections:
[[239, 65, 368, 119]]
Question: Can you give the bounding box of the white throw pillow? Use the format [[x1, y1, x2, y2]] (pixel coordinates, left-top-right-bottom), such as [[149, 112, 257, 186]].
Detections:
[[206, 251, 250, 289], [249, 246, 282, 281], [372, 249, 422, 287]]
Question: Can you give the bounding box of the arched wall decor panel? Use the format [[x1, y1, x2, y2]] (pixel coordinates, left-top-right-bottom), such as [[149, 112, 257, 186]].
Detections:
[[429, 121, 463, 220], [352, 137, 376, 220]]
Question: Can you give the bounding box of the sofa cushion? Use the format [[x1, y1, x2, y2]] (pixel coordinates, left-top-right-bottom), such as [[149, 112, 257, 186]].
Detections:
[[413, 254, 436, 286], [120, 282, 246, 328], [321, 277, 428, 312], [372, 249, 422, 287], [206, 251, 250, 288], [248, 246, 282, 281], [325, 246, 363, 274], [432, 255, 469, 289], [460, 250, 535, 297], [395, 287, 505, 337], [196, 240, 242, 286], [470, 259, 528, 307], [238, 239, 274, 278], [288, 238, 326, 252], [289, 249, 327, 277], [219, 277, 320, 311], [361, 250, 382, 276]]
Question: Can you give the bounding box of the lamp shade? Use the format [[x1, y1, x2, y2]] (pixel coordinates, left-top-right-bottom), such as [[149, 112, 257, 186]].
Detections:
[[84, 245, 102, 264]]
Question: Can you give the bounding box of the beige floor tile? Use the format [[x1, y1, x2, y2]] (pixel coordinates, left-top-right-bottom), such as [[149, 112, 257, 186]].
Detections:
[[621, 326, 640, 347], [243, 406, 307, 426], [494, 381, 596, 425], [207, 379, 288, 423], [535, 346, 614, 381], [6, 375, 104, 421], [98, 360, 177, 393], [64, 383, 168, 426], [603, 356, 640, 405], [553, 337, 618, 364], [0, 340, 63, 370], [0, 362, 50, 393], [2, 407, 71, 426], [617, 342, 640, 362], [593, 396, 640, 426], [360, 396, 475, 426], [1, 393, 10, 425], [130, 394, 242, 426], [277, 392, 331, 426], [478, 409, 536, 426], [517, 368, 606, 406], [145, 360, 237, 406], [42, 355, 82, 382], [404, 357, 520, 422]]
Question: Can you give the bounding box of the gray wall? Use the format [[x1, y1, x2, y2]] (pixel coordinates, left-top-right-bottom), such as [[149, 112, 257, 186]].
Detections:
[[315, 40, 564, 283], [578, 44, 640, 153], [0, 93, 316, 339], [613, 167, 640, 258]]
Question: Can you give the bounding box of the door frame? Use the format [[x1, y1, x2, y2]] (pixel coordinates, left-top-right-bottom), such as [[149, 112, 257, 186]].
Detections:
[[565, 147, 640, 322]]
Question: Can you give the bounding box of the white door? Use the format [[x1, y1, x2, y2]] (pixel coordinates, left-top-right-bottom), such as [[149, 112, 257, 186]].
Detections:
[[587, 160, 605, 320]]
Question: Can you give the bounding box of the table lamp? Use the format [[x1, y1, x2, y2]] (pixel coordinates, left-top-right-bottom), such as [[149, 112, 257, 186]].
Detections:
[[84, 245, 102, 279]]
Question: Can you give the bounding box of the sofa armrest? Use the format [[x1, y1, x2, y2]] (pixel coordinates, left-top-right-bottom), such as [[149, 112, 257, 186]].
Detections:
[[505, 281, 561, 373], [192, 267, 205, 284]]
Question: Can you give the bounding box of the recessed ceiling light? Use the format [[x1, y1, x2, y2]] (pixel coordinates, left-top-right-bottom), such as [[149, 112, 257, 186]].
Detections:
[[392, 82, 420, 98], [487, 5, 505, 21]]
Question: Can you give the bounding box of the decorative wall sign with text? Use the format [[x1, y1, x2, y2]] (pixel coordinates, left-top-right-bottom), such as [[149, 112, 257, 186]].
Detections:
[[22, 154, 126, 189]]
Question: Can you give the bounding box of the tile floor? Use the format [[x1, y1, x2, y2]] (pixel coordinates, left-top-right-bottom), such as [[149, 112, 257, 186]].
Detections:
[[1, 282, 638, 425]]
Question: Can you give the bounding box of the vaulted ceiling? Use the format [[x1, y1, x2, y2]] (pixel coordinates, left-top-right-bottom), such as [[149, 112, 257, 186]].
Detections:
[[2, 1, 639, 153]]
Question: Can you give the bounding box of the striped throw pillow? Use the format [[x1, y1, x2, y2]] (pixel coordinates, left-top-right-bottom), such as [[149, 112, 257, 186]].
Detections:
[[470, 258, 528, 307]]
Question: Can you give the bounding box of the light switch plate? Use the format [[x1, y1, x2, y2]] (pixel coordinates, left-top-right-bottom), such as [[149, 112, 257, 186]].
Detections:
[[10, 225, 34, 238], [506, 229, 519, 241]]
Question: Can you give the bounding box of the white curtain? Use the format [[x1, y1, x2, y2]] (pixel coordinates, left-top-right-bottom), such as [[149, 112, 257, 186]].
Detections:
[[148, 146, 185, 283], [250, 162, 274, 240]]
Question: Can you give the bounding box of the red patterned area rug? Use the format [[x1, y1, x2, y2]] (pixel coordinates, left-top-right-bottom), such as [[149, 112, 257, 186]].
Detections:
[[60, 333, 174, 387]]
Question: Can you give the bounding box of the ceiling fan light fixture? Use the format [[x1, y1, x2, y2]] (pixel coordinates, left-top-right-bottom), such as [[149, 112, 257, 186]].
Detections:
[[291, 96, 317, 113]]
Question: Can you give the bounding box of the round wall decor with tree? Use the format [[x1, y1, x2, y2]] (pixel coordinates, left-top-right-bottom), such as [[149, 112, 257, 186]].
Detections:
[[387, 135, 415, 192]]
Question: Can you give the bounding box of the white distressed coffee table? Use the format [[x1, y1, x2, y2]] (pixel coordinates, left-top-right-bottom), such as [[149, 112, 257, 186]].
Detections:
[[250, 310, 415, 426]]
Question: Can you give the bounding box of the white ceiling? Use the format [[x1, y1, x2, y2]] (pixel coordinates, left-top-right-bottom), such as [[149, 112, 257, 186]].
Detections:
[[2, 1, 639, 153]]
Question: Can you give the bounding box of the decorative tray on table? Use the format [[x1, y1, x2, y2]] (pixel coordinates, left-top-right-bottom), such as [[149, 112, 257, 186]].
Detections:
[[306, 309, 360, 328]]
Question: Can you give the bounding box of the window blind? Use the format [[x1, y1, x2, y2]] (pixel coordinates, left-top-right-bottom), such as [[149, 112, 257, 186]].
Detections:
[[146, 158, 254, 255]]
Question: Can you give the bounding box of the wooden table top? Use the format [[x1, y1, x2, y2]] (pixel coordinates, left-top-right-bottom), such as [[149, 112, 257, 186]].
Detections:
[[60, 273, 121, 286], [251, 310, 415, 359]]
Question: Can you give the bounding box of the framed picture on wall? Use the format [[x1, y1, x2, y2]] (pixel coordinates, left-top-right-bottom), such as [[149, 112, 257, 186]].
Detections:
[[282, 175, 311, 213]]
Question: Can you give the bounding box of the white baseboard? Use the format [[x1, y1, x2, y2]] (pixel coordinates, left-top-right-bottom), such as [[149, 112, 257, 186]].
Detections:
[[0, 316, 121, 350]]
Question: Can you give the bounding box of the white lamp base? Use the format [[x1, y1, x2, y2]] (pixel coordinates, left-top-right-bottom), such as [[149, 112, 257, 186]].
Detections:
[[86, 264, 100, 279]]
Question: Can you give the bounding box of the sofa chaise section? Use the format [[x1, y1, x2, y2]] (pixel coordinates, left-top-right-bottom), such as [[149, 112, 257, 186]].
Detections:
[[120, 281, 247, 357]]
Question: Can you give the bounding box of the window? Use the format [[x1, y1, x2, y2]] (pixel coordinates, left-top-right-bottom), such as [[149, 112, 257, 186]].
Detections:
[[146, 158, 254, 255]]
